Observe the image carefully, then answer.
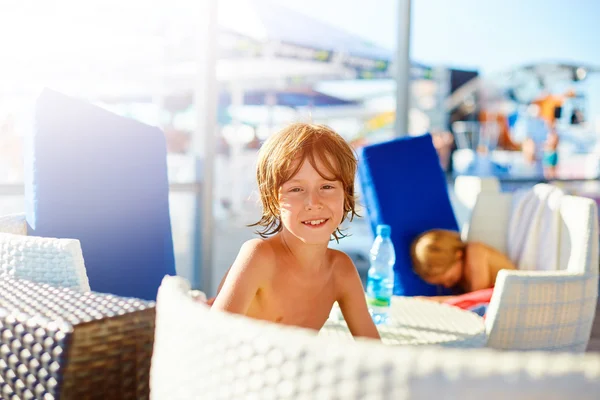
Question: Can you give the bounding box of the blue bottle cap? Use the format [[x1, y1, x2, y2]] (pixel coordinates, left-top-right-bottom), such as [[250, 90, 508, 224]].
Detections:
[[376, 224, 391, 237]]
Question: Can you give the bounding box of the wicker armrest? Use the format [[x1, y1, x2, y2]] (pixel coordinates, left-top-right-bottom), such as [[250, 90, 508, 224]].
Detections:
[[0, 277, 155, 399], [486, 270, 599, 351]]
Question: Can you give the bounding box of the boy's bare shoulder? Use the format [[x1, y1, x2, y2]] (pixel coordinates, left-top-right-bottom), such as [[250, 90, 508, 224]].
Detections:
[[240, 238, 275, 255], [235, 238, 277, 274], [327, 248, 356, 276]]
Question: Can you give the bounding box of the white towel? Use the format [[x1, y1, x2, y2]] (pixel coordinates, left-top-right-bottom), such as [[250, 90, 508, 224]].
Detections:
[[507, 183, 564, 271]]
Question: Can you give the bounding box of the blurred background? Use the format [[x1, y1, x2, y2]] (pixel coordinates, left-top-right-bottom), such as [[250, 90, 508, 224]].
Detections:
[[2, 0, 600, 295]]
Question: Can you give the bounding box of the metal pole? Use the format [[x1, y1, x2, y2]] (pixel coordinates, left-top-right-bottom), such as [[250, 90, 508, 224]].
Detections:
[[192, 0, 218, 294], [395, 0, 412, 137]]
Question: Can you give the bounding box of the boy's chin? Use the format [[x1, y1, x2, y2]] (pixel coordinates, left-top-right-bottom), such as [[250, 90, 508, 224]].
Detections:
[[299, 237, 331, 246], [290, 230, 334, 245]]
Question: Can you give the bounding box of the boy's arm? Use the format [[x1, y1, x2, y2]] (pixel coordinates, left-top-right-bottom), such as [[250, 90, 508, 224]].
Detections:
[[211, 239, 272, 315], [205, 266, 232, 305], [335, 253, 380, 340]]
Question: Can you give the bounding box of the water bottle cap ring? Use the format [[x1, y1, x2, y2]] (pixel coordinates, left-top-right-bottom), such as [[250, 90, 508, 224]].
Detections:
[[376, 224, 391, 237]]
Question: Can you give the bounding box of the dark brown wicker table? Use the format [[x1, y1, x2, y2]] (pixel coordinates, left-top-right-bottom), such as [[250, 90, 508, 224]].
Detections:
[[0, 277, 155, 399]]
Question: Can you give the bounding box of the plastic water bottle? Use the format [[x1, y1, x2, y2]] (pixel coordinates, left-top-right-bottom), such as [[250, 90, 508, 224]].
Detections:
[[366, 224, 395, 324]]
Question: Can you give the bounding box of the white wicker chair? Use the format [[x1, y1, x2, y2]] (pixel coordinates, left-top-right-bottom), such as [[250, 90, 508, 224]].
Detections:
[[0, 213, 90, 291], [453, 176, 501, 210], [467, 191, 599, 351], [451, 175, 501, 240], [151, 276, 600, 400]]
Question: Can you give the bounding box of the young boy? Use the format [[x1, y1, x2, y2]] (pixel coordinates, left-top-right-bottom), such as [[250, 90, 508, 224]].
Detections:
[[211, 123, 380, 340]]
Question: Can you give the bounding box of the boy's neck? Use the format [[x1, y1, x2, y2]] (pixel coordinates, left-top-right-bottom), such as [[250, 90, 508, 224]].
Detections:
[[277, 230, 329, 271]]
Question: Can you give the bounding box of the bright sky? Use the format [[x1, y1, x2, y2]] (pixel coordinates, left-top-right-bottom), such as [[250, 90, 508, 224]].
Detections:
[[279, 0, 600, 118], [3, 0, 600, 118]]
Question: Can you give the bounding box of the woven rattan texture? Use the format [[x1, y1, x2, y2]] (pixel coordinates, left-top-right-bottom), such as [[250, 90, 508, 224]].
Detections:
[[0, 277, 155, 399]]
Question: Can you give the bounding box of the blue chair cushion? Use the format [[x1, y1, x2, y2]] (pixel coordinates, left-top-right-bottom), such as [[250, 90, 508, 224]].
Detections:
[[357, 134, 459, 296], [25, 88, 176, 300]]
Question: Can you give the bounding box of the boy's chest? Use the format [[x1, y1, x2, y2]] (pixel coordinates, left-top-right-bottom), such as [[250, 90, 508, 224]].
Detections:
[[254, 273, 337, 330]]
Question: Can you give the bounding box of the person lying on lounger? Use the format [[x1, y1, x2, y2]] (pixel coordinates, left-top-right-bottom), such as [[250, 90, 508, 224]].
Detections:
[[410, 229, 516, 304]]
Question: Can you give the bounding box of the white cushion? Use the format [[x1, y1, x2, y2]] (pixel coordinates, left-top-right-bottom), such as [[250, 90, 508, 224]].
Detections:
[[0, 232, 90, 291]]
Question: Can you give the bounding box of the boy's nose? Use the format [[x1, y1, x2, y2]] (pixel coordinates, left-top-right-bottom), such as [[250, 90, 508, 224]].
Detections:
[[305, 202, 323, 211], [305, 193, 323, 210]]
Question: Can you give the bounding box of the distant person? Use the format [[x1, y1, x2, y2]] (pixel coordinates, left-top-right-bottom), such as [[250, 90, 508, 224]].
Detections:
[[513, 104, 550, 165], [542, 130, 560, 179], [571, 109, 585, 125], [431, 130, 454, 171]]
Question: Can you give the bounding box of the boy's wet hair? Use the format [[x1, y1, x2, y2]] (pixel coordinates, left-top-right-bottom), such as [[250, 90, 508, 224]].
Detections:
[[250, 122, 358, 240], [411, 229, 466, 279]]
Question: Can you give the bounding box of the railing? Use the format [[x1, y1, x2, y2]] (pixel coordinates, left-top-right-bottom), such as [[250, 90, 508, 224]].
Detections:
[[0, 184, 23, 196], [0, 182, 202, 196]]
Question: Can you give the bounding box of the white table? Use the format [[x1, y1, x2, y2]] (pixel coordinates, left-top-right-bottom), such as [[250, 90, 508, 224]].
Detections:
[[320, 296, 487, 348]]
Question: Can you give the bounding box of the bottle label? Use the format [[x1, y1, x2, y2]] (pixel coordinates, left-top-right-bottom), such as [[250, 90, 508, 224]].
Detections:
[[367, 296, 391, 307]]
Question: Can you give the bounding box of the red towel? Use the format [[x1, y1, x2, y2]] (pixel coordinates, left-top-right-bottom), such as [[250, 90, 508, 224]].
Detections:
[[443, 287, 494, 317]]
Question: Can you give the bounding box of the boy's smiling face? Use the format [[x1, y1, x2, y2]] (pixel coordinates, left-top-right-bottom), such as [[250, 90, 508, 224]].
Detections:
[[278, 156, 345, 245]]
